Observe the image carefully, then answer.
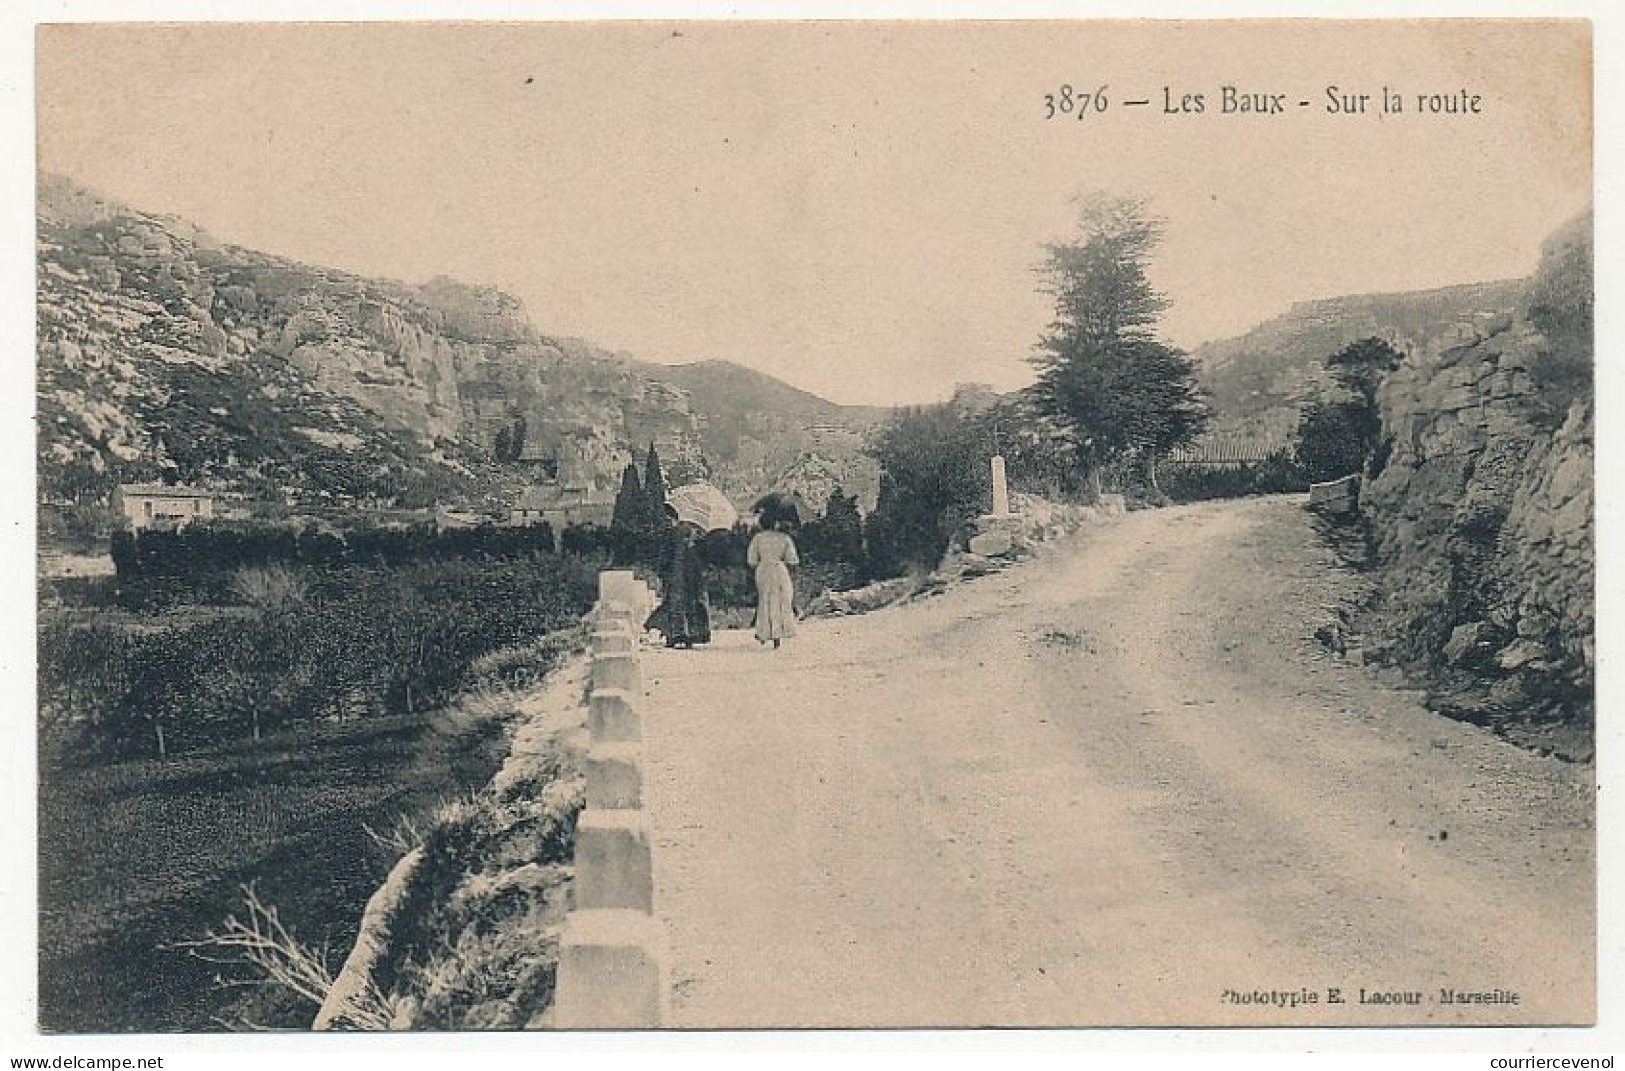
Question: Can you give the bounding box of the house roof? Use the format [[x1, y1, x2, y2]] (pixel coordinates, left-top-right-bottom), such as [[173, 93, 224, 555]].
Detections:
[[117, 483, 213, 499]]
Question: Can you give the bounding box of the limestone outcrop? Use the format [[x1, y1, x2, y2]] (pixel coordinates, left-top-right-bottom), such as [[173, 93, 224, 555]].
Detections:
[[37, 174, 881, 513], [1358, 211, 1593, 740]]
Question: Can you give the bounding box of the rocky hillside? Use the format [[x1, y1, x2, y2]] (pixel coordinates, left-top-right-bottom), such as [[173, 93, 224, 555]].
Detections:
[[1194, 279, 1526, 445], [1356, 210, 1593, 755], [635, 359, 887, 507], [36, 175, 883, 519], [37, 176, 510, 511]]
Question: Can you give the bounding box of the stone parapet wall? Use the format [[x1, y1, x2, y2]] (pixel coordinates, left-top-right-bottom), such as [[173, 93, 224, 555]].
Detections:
[[551, 571, 666, 1028]]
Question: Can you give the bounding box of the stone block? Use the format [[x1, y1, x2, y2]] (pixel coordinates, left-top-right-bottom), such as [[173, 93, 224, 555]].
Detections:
[[598, 570, 642, 607], [552, 909, 664, 1029], [585, 742, 644, 809], [592, 653, 644, 695], [1307, 475, 1360, 512], [1496, 639, 1550, 671], [596, 601, 636, 629], [968, 529, 1014, 557], [589, 688, 641, 743], [574, 810, 653, 912]]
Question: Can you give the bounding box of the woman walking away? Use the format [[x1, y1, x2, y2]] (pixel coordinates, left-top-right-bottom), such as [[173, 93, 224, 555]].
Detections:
[[647, 512, 712, 649], [748, 511, 799, 648]]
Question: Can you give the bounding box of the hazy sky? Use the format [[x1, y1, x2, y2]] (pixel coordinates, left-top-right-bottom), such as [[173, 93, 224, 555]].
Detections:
[[37, 21, 1591, 405]]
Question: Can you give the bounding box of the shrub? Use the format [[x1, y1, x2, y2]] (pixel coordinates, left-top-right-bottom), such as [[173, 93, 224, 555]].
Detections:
[[866, 404, 991, 573], [1294, 399, 1376, 484], [1161, 450, 1308, 502], [38, 555, 600, 763]]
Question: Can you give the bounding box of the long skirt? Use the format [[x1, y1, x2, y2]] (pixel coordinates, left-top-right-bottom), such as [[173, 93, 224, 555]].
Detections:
[[754, 562, 798, 643], [647, 545, 711, 646]]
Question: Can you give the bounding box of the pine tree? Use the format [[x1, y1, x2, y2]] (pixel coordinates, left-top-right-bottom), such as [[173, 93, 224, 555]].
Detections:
[[1029, 194, 1209, 493]]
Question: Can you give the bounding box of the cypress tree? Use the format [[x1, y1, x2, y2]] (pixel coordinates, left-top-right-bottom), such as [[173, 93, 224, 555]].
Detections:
[[640, 443, 673, 567], [610, 463, 644, 564], [643, 443, 669, 522]]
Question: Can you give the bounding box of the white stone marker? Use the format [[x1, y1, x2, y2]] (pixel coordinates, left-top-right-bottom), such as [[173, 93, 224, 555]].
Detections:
[[991, 455, 1010, 516], [598, 570, 641, 607]]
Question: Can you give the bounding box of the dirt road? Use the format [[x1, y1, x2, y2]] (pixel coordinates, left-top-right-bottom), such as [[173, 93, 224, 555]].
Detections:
[[639, 497, 1595, 1028]]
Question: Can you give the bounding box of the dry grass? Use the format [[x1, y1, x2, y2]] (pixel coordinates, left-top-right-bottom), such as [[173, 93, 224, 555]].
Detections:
[[170, 884, 390, 1031]]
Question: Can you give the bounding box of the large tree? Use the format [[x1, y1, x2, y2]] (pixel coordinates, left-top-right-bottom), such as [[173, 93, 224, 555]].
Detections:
[[1029, 194, 1208, 492]]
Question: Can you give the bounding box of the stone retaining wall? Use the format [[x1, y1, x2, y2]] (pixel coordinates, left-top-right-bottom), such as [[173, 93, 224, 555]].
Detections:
[[551, 570, 666, 1028]]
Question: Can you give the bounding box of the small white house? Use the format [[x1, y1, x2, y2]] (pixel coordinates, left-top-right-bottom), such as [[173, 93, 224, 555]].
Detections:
[[112, 483, 215, 531]]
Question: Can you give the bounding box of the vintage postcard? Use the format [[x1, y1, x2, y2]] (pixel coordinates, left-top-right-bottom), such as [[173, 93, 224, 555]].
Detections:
[[29, 17, 1595, 1037]]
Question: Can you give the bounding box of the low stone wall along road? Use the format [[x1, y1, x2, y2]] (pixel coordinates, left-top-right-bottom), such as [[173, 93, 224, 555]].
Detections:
[[638, 497, 1594, 1028]]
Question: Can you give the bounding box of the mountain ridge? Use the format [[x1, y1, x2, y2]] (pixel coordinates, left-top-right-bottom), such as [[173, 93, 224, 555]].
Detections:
[[39, 170, 1543, 525], [1191, 278, 1528, 444]]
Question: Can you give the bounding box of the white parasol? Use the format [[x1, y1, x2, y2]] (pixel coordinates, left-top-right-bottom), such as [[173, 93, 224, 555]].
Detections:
[[665, 482, 739, 532]]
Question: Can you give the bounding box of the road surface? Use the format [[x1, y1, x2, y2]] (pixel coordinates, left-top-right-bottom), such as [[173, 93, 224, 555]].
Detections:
[[638, 497, 1594, 1027]]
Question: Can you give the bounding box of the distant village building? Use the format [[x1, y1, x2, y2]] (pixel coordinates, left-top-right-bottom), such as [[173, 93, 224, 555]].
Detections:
[[113, 483, 215, 530], [510, 482, 615, 529]]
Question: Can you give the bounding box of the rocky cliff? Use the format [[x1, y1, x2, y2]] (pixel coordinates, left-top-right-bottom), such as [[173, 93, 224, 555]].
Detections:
[[38, 175, 506, 510], [37, 174, 882, 518], [1357, 211, 1593, 753]]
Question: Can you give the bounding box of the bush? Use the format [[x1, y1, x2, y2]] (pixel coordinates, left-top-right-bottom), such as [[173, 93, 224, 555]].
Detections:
[[866, 405, 991, 573], [109, 518, 570, 602], [1293, 398, 1378, 484]]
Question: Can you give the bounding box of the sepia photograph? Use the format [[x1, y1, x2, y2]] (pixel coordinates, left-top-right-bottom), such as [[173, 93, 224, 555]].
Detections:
[[25, 15, 1598, 1039]]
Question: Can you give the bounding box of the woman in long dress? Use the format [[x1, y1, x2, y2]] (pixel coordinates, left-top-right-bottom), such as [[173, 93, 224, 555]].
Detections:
[[647, 519, 711, 649], [748, 514, 799, 648]]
